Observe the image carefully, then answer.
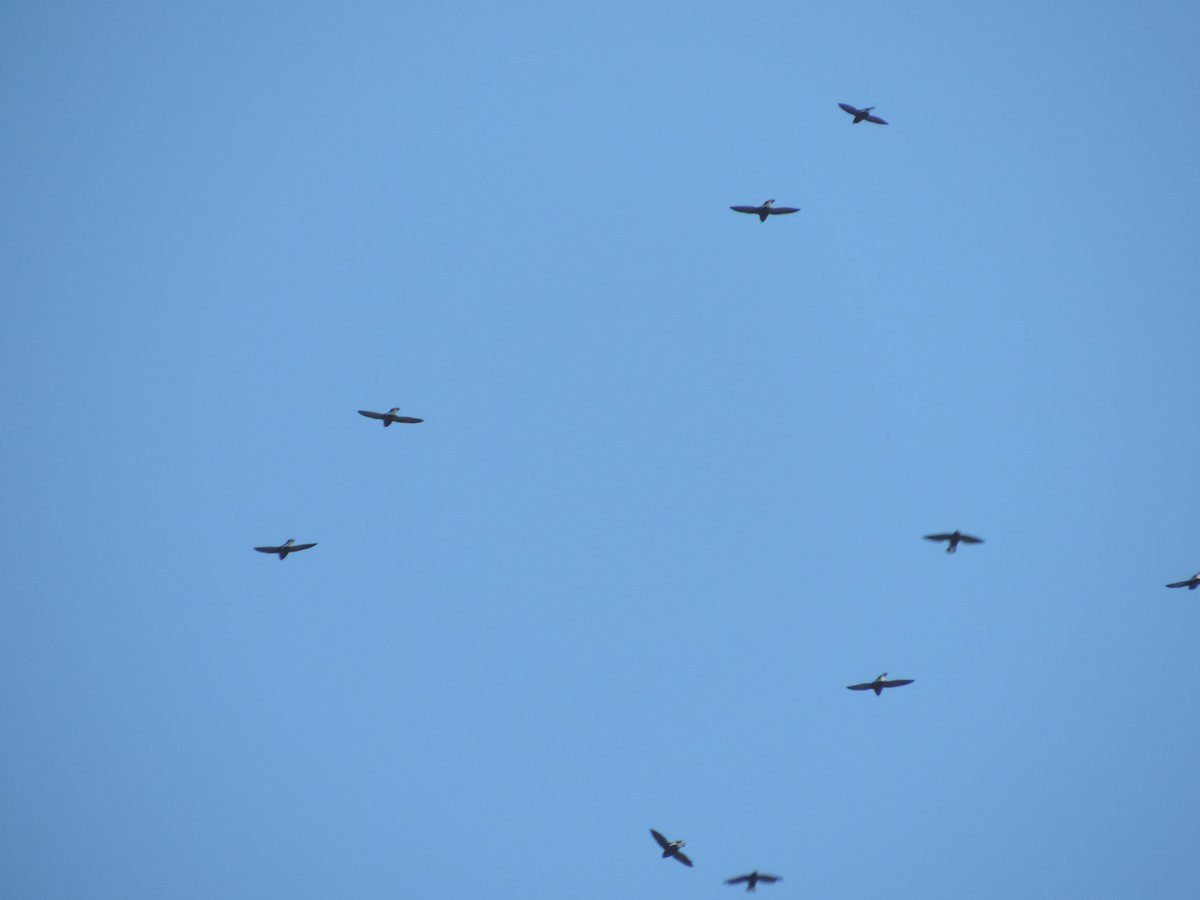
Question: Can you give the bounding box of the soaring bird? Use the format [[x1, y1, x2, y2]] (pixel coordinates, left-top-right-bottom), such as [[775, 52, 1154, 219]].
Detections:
[[358, 407, 423, 427], [650, 829, 693, 867], [924, 530, 984, 553], [730, 199, 800, 223], [1166, 572, 1200, 590], [253, 539, 317, 561], [847, 673, 914, 696], [725, 872, 782, 892], [838, 103, 888, 125]]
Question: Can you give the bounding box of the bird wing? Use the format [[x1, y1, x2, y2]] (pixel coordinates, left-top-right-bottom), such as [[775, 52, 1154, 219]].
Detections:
[[846, 682, 874, 691], [882, 678, 914, 689], [924, 533, 954, 542], [674, 850, 694, 867], [254, 546, 281, 554], [392, 416, 423, 423], [864, 114, 889, 125], [730, 206, 761, 214], [957, 534, 984, 544], [289, 543, 317, 552], [650, 829, 671, 850], [838, 103, 860, 115], [725, 875, 751, 885], [766, 207, 800, 215], [357, 410, 385, 420], [756, 875, 781, 883], [1166, 580, 1192, 588]]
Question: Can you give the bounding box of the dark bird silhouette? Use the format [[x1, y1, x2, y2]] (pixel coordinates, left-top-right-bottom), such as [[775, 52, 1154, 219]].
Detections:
[[253, 539, 317, 560], [725, 872, 782, 892], [357, 407, 423, 427], [1166, 572, 1200, 590], [838, 102, 888, 125], [730, 199, 800, 222], [924, 530, 984, 553], [650, 829, 693, 867], [847, 673, 914, 696]]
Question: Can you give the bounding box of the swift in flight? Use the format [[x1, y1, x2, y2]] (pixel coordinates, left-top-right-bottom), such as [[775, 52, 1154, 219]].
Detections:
[[730, 199, 800, 222], [650, 829, 693, 867], [924, 530, 984, 554], [838, 103, 888, 125], [253, 539, 317, 561], [847, 673, 914, 696], [357, 407, 424, 427], [725, 871, 782, 892]]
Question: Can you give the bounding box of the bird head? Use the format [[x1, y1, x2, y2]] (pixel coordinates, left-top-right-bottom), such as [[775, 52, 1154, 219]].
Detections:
[[763, 199, 775, 208], [388, 407, 401, 414]]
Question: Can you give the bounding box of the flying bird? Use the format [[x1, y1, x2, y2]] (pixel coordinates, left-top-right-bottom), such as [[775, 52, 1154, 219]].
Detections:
[[650, 829, 693, 867], [357, 407, 424, 427], [847, 673, 914, 696], [924, 530, 984, 553], [1166, 573, 1200, 590], [253, 539, 317, 561], [838, 103, 888, 125], [730, 199, 800, 222], [725, 872, 782, 892]]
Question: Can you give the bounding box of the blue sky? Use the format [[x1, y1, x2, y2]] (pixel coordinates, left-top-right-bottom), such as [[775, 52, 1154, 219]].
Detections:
[[2, 2, 1199, 898]]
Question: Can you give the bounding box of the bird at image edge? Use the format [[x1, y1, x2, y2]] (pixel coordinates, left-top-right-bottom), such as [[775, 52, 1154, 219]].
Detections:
[[1166, 572, 1200, 590]]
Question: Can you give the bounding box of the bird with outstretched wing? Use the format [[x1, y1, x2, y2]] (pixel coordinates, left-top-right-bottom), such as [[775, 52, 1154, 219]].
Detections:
[[847, 673, 914, 696], [650, 829, 693, 867], [357, 407, 424, 427], [923, 530, 984, 553], [1166, 573, 1200, 590], [253, 539, 317, 561], [730, 199, 801, 223], [838, 102, 888, 124], [725, 871, 782, 892]]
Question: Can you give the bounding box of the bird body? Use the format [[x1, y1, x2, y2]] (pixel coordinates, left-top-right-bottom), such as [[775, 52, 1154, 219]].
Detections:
[[253, 539, 317, 560], [730, 199, 800, 223], [725, 871, 781, 892], [838, 102, 888, 125], [847, 673, 914, 696], [1166, 573, 1200, 590], [924, 530, 984, 553], [357, 407, 424, 427], [650, 829, 693, 867]]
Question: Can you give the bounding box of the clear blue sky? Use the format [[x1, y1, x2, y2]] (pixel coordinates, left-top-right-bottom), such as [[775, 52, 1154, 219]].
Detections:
[[2, 2, 1199, 898]]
